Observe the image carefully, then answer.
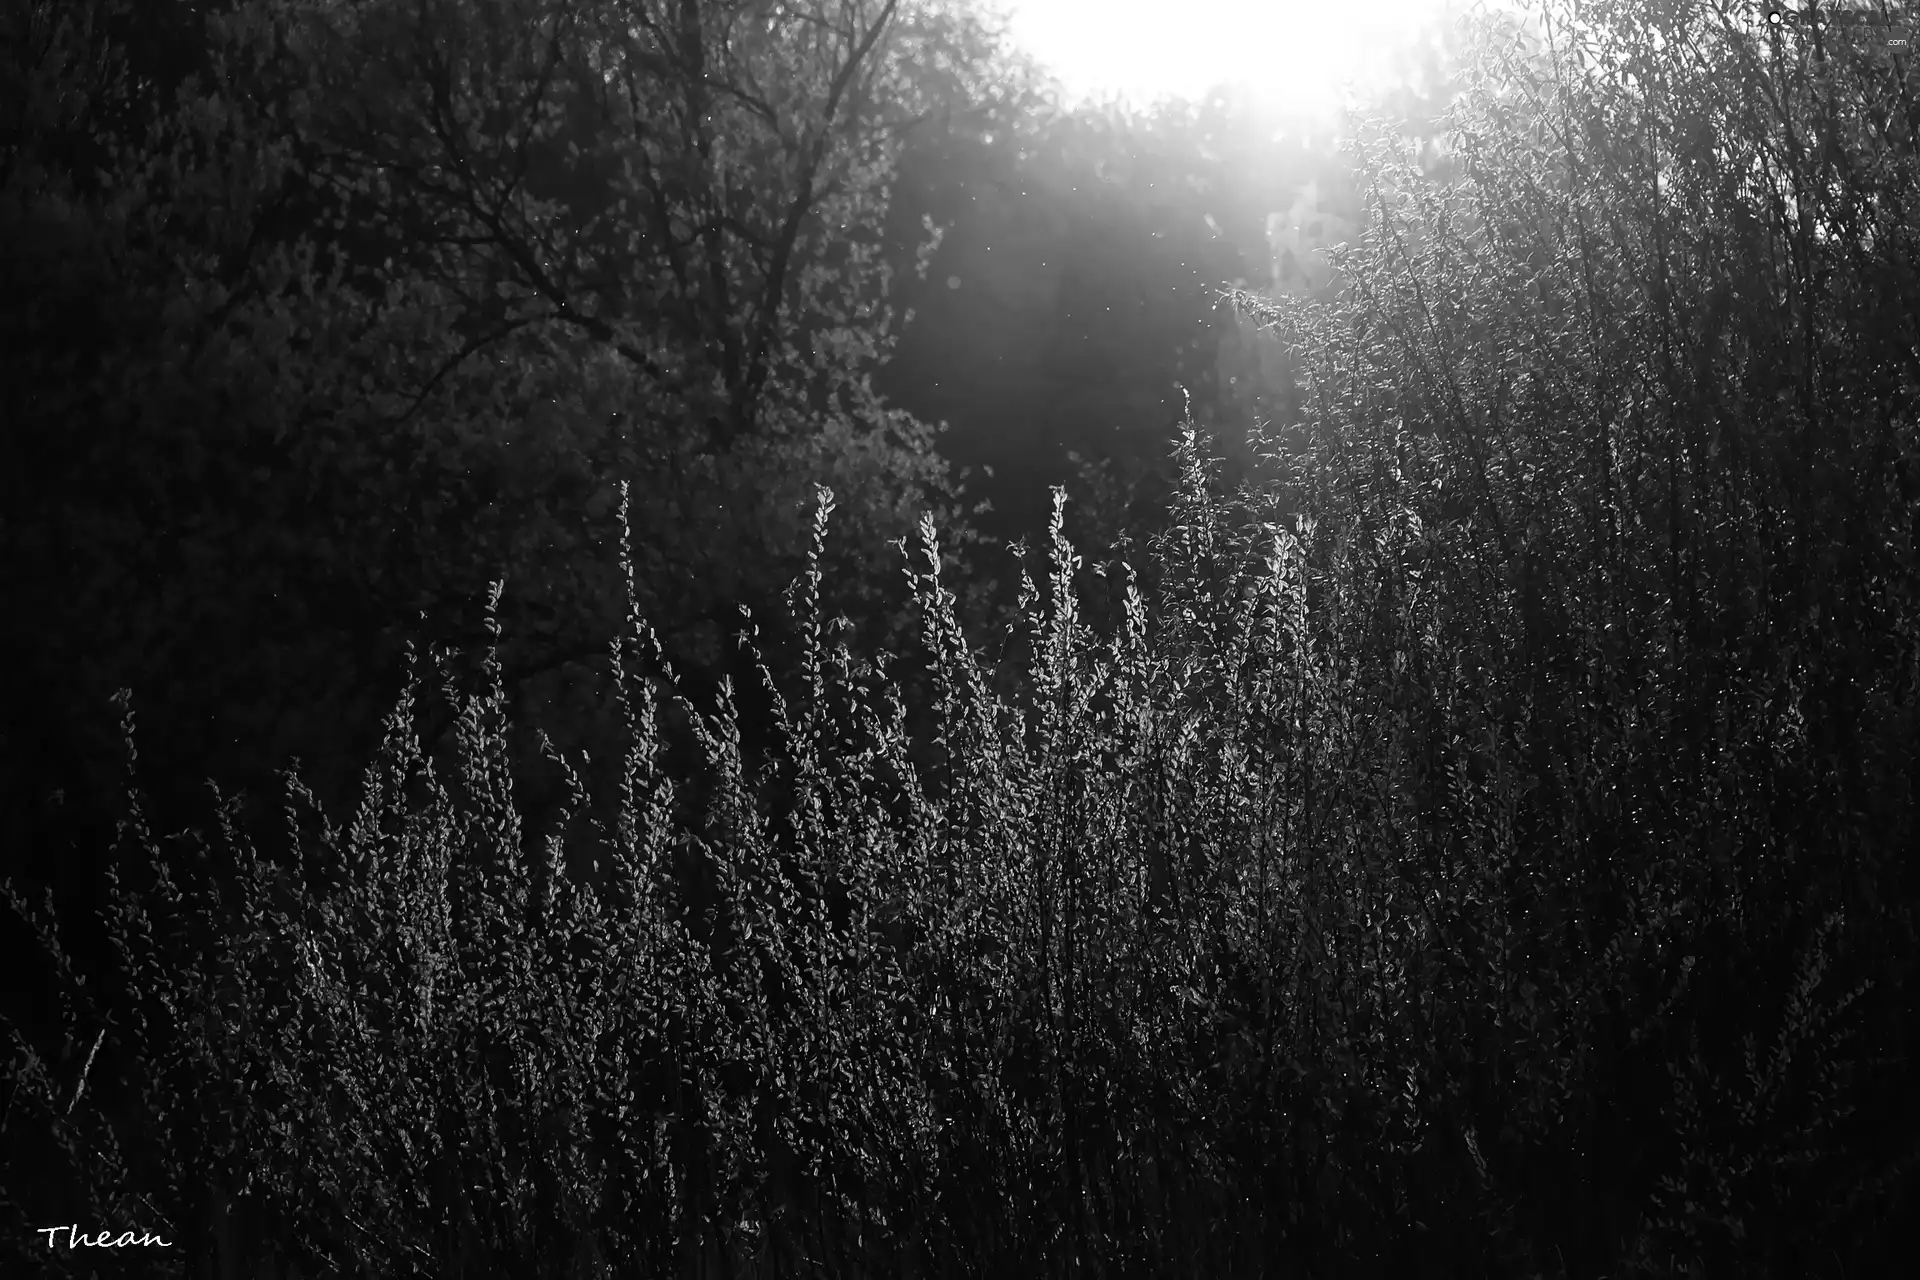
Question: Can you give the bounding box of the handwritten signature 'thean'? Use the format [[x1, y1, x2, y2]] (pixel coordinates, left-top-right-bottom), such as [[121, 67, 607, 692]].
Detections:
[[37, 1225, 173, 1250]]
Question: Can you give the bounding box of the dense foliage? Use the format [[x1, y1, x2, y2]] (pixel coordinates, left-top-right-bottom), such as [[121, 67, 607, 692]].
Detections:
[[1, 0, 1031, 871], [5, 0, 1918, 1276]]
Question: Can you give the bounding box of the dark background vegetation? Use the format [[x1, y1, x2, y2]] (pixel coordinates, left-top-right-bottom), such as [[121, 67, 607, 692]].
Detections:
[[0, 0, 1334, 939], [2, 0, 1917, 1276]]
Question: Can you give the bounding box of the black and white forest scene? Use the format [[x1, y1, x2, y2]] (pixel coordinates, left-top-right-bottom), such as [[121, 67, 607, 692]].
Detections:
[[3, 1, 1918, 1275]]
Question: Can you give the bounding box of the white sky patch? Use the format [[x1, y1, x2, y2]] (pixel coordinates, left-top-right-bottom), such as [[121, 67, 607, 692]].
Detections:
[[990, 0, 1511, 117]]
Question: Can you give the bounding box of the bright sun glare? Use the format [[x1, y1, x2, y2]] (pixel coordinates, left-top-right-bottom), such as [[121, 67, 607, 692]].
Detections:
[[993, 0, 1489, 117]]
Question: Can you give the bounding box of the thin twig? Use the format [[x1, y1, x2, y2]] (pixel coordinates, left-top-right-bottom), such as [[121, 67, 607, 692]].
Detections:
[[66, 1027, 106, 1117]]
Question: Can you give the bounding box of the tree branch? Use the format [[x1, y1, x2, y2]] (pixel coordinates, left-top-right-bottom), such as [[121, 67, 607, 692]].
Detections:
[[732, 0, 901, 448], [389, 312, 542, 428]]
